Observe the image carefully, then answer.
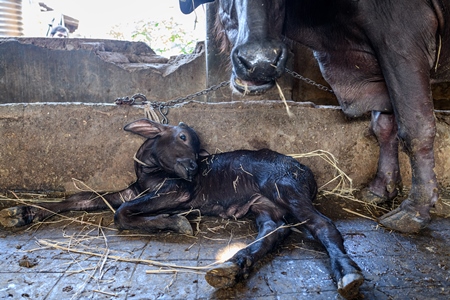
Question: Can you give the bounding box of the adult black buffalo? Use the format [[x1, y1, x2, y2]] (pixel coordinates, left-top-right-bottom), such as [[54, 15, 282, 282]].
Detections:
[[182, 0, 448, 233]]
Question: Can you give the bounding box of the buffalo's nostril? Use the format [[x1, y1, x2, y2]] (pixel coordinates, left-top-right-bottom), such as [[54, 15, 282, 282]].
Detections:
[[236, 50, 253, 71], [272, 48, 283, 66], [232, 41, 287, 82]]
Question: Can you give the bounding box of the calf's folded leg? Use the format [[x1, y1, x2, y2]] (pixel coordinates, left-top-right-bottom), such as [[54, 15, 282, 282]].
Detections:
[[113, 191, 193, 235]]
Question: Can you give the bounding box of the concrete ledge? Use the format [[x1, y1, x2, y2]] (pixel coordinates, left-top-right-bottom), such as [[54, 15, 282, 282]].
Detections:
[[1, 101, 450, 193], [0, 38, 206, 103]]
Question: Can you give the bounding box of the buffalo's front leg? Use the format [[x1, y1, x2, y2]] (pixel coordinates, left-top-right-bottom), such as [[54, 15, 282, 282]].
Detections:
[[205, 212, 289, 288], [361, 111, 402, 204], [365, 10, 439, 233], [378, 107, 438, 232], [113, 191, 193, 235]]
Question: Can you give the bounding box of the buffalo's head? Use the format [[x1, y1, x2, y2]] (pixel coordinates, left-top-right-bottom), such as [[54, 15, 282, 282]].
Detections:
[[181, 0, 288, 95]]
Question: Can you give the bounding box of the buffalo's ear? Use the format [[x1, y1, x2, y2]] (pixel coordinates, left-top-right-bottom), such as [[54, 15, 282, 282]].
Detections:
[[179, 0, 215, 14], [124, 119, 165, 139]]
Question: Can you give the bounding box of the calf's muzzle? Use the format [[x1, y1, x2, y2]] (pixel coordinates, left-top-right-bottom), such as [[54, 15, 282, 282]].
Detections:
[[175, 158, 198, 181]]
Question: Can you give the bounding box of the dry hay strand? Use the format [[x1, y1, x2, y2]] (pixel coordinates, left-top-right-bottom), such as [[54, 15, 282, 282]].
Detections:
[[434, 186, 450, 217], [289, 149, 354, 196], [71, 178, 117, 213], [275, 80, 294, 118], [288, 150, 390, 221], [0, 191, 64, 203], [27, 221, 306, 275]]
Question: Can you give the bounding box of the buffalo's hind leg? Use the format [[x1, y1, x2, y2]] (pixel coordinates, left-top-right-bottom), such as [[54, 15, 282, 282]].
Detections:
[[361, 112, 402, 204], [296, 207, 363, 299], [205, 211, 290, 288]]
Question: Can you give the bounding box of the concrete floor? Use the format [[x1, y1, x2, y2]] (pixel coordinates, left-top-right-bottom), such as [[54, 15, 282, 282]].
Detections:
[[0, 195, 449, 300]]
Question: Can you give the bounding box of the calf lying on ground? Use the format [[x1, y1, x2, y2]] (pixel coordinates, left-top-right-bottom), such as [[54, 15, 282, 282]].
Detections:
[[0, 119, 363, 299]]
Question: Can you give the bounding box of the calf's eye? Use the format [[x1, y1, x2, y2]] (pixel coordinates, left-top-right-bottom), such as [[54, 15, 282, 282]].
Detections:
[[180, 134, 186, 141]]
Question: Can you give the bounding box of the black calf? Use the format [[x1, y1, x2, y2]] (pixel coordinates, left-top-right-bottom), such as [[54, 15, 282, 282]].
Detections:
[[0, 119, 363, 299]]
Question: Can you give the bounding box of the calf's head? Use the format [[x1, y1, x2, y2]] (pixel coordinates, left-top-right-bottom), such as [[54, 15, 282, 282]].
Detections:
[[216, 0, 288, 94], [124, 119, 201, 181]]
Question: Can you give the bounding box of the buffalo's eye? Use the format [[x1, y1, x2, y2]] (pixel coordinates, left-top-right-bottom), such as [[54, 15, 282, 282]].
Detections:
[[180, 134, 187, 141]]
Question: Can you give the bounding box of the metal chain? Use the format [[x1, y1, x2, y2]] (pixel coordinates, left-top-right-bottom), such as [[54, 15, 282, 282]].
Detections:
[[115, 68, 332, 123], [163, 80, 230, 106], [115, 81, 230, 124], [285, 68, 334, 93]]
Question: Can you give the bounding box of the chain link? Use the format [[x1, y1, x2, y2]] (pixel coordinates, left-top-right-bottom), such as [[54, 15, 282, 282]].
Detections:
[[115, 68, 332, 123], [285, 68, 334, 93], [163, 80, 230, 106], [115, 81, 230, 124]]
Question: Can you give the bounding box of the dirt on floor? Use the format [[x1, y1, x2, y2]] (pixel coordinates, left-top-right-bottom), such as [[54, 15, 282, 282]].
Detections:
[[0, 190, 449, 300]]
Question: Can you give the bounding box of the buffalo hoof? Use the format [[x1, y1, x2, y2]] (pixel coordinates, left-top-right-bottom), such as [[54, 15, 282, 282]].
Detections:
[[205, 261, 240, 288], [169, 215, 193, 235], [0, 207, 29, 227], [378, 206, 430, 233], [359, 188, 388, 204], [337, 272, 364, 300]]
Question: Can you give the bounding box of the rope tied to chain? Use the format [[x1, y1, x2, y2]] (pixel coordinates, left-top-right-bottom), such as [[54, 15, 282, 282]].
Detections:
[[114, 93, 168, 124]]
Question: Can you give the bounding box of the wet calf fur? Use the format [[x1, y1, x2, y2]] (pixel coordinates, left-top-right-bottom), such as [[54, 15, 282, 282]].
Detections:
[[0, 119, 363, 299]]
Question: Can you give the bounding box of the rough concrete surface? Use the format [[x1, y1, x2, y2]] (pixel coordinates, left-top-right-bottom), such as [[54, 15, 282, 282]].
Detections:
[[0, 38, 293, 104], [1, 102, 450, 300], [0, 38, 207, 104], [1, 35, 450, 300], [1, 101, 450, 195], [0, 195, 449, 300]]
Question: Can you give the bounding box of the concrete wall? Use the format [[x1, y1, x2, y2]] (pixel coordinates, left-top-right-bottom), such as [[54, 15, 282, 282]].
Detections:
[[0, 38, 208, 104], [0, 38, 292, 104], [2, 37, 449, 107], [1, 101, 450, 194], [1, 38, 450, 195]]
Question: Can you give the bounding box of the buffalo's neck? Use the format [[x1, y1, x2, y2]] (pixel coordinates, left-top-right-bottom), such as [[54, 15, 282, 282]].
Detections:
[[284, 0, 357, 50]]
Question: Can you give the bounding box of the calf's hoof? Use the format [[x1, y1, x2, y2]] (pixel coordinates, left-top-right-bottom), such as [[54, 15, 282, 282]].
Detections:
[[0, 207, 30, 227], [337, 272, 364, 300], [169, 215, 193, 235], [378, 206, 430, 233], [205, 261, 240, 288]]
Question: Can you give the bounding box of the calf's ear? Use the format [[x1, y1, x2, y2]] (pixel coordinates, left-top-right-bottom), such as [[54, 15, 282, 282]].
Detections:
[[199, 149, 210, 157], [123, 118, 166, 139]]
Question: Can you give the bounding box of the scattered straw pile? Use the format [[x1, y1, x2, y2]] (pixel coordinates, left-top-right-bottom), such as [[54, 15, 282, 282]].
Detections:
[[2, 148, 449, 297]]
